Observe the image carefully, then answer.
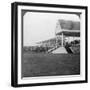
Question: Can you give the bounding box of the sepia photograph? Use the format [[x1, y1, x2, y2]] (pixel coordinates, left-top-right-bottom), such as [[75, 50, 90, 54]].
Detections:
[[11, 2, 87, 87]]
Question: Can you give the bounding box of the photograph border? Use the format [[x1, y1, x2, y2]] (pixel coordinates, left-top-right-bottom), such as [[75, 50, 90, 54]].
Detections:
[[11, 2, 88, 87]]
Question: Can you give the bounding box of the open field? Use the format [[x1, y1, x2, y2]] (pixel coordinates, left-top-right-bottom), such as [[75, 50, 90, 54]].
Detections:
[[22, 52, 80, 77]]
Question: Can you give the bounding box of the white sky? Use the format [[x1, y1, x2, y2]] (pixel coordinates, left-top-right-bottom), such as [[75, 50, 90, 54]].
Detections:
[[23, 12, 80, 46]]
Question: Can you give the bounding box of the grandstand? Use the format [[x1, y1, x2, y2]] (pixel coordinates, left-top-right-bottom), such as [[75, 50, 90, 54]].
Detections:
[[52, 19, 80, 54], [36, 19, 80, 54]]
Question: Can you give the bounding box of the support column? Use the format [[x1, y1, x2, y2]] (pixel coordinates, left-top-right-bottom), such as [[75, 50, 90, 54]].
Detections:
[[61, 33, 64, 47], [56, 35, 58, 48]]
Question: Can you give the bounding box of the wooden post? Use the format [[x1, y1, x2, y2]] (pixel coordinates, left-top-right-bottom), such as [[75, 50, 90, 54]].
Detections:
[[61, 33, 64, 47], [56, 35, 58, 48]]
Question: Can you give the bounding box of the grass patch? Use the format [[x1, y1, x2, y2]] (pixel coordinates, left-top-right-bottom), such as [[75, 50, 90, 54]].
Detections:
[[22, 52, 80, 77]]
